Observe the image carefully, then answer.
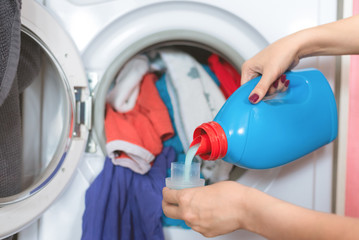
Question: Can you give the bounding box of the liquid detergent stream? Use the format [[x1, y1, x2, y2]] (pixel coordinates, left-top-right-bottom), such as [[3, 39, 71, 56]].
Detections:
[[184, 144, 200, 181]]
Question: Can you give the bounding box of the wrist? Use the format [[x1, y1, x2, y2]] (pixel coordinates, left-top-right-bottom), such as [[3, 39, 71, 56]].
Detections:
[[235, 185, 261, 232], [291, 29, 317, 59], [294, 26, 333, 59], [238, 186, 279, 235]]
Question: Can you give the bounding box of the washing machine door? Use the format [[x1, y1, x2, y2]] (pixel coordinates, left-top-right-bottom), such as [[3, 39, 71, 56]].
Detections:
[[0, 1, 90, 238]]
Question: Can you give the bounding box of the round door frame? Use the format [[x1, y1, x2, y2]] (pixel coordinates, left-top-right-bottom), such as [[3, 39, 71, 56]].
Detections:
[[0, 1, 89, 238]]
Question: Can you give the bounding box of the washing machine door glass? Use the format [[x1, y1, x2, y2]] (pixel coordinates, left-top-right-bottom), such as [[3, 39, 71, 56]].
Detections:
[[0, 1, 89, 238], [0, 28, 72, 203]]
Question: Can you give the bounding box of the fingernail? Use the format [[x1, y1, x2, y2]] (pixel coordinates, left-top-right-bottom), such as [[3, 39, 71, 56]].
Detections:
[[284, 79, 290, 87], [273, 80, 279, 88], [249, 93, 259, 103], [281, 74, 286, 83]]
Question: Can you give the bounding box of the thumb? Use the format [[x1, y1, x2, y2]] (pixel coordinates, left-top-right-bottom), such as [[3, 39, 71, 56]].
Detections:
[[248, 73, 280, 104], [241, 62, 259, 85]]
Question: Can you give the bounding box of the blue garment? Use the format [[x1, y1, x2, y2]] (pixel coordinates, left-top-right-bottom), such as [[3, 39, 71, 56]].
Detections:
[[82, 147, 176, 240], [202, 64, 220, 87], [155, 74, 195, 229], [155, 74, 184, 155], [162, 215, 191, 229]]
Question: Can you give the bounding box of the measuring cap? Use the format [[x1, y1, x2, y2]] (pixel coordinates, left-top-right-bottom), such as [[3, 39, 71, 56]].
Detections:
[[165, 162, 205, 190]]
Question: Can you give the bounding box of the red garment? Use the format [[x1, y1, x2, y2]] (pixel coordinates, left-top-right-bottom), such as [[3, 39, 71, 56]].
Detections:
[[105, 73, 174, 174], [208, 54, 241, 98]]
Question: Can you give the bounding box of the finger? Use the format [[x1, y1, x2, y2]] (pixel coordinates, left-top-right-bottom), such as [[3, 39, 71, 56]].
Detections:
[[241, 62, 260, 85], [162, 201, 181, 219], [248, 74, 274, 104], [268, 74, 287, 95], [191, 225, 217, 239], [184, 221, 193, 228], [242, 71, 259, 85], [267, 79, 279, 95], [281, 79, 290, 92], [249, 73, 287, 103], [162, 187, 179, 205], [190, 225, 204, 235], [276, 74, 287, 92]]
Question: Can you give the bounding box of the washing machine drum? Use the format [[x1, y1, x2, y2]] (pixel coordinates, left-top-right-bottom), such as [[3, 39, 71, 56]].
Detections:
[[0, 1, 89, 238]]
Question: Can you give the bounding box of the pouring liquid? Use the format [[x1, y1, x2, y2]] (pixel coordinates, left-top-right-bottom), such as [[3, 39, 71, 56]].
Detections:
[[184, 144, 200, 181]]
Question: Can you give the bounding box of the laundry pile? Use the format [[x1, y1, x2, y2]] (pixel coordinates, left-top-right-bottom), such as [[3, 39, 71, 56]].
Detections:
[[82, 48, 241, 240]]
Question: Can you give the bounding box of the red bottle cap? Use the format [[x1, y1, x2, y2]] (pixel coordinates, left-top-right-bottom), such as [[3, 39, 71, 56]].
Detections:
[[189, 121, 227, 160]]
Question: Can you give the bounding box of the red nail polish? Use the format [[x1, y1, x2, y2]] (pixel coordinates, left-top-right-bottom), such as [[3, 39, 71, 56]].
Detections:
[[273, 80, 279, 88], [284, 79, 290, 87], [281, 75, 286, 83], [249, 93, 259, 103]]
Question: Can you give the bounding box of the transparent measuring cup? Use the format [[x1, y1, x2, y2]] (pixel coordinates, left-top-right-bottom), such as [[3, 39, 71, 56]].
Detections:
[[165, 162, 205, 190]]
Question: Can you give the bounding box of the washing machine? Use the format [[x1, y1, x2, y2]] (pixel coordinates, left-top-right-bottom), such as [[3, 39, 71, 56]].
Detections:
[[0, 0, 339, 239]]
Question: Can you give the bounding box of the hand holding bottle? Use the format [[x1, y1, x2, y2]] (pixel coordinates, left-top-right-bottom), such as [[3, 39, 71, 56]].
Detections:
[[241, 36, 296, 103], [242, 14, 359, 104]]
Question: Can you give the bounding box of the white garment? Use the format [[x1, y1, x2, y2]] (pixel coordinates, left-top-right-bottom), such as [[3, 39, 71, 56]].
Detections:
[[158, 49, 233, 183], [159, 49, 225, 144], [201, 159, 235, 184], [164, 73, 189, 151], [106, 140, 154, 175], [106, 55, 149, 112]]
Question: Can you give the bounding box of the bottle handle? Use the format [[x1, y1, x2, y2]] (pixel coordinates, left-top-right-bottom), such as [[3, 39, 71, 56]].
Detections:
[[245, 71, 311, 106]]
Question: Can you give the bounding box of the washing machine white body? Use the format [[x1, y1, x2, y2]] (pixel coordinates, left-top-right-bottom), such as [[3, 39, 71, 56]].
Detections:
[[0, 0, 338, 239]]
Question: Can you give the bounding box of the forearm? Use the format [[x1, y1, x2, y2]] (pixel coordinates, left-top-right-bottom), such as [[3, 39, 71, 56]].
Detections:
[[242, 187, 359, 240], [294, 15, 359, 58]]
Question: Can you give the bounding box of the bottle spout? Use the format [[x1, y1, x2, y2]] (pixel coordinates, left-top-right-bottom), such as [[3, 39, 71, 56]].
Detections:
[[190, 134, 211, 155], [190, 121, 228, 161]]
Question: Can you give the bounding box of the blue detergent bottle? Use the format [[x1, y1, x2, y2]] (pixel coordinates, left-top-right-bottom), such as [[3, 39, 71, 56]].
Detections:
[[189, 68, 338, 169]]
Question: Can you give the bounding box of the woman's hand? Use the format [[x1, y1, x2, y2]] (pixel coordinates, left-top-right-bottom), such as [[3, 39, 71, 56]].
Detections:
[[242, 15, 359, 104], [241, 35, 300, 104], [162, 181, 249, 238]]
